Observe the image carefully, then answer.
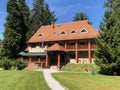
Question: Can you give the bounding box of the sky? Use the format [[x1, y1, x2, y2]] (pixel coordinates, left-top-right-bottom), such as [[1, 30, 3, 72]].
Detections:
[[0, 0, 106, 39]]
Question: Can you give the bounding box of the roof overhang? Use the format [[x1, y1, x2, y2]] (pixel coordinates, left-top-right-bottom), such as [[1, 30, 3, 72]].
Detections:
[[19, 52, 47, 56], [46, 43, 65, 52]]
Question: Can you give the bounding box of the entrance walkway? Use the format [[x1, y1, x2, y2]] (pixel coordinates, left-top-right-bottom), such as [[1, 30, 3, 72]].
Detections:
[[43, 69, 66, 90]]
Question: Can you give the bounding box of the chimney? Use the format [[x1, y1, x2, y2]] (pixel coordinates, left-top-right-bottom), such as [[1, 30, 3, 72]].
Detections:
[[51, 22, 54, 29]]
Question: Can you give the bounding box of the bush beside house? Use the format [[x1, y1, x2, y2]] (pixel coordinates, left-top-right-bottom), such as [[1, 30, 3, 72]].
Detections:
[[0, 58, 28, 70], [15, 60, 28, 70]]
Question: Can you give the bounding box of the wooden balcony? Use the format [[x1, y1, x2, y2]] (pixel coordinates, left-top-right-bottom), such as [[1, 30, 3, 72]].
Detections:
[[64, 44, 97, 50], [67, 45, 75, 49], [78, 45, 88, 49]]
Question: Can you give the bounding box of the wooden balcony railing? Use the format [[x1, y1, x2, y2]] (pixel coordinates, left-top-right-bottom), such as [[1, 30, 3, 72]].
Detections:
[[65, 44, 97, 50], [67, 45, 75, 49], [78, 45, 88, 49]]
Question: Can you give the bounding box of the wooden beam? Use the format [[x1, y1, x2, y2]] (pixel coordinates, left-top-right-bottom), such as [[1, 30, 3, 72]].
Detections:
[[75, 42, 78, 63], [45, 55, 48, 68], [65, 43, 67, 50], [57, 53, 61, 70], [88, 41, 91, 63]]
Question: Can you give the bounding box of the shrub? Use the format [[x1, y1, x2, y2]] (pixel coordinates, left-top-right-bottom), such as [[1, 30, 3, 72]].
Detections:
[[0, 60, 3, 67], [10, 60, 17, 69], [15, 60, 28, 70], [2, 58, 12, 70]]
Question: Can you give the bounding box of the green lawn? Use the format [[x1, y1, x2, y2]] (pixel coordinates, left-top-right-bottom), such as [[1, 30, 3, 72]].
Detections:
[[0, 70, 50, 90], [61, 63, 99, 72], [52, 72, 120, 90]]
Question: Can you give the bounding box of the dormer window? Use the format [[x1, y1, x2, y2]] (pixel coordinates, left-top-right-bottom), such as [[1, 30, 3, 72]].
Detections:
[[80, 28, 88, 33], [71, 30, 77, 34], [60, 31, 67, 35], [53, 32, 56, 35], [38, 33, 44, 37]]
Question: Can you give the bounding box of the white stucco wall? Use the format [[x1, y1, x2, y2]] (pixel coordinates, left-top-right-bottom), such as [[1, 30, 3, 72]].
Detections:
[[29, 46, 47, 52]]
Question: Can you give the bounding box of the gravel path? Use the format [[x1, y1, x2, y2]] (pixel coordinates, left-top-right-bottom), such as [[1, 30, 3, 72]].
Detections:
[[43, 69, 66, 90]]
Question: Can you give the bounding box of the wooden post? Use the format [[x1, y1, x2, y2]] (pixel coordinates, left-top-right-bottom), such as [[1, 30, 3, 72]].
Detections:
[[41, 62, 43, 69], [88, 41, 91, 63], [75, 42, 78, 63], [45, 55, 48, 68], [64, 43, 67, 63], [38, 57, 40, 62], [57, 53, 60, 70], [65, 43, 67, 51], [29, 57, 32, 62]]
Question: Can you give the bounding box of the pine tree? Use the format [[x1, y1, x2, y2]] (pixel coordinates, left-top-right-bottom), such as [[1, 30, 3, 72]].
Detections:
[[41, 4, 57, 25], [73, 12, 92, 24], [111, 0, 120, 75], [0, 39, 2, 59], [27, 0, 44, 39], [27, 0, 57, 39], [94, 0, 120, 75], [18, 0, 30, 48], [2, 0, 30, 58], [2, 0, 22, 58]]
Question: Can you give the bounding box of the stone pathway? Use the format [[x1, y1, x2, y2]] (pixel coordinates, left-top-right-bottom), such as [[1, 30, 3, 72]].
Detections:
[[43, 69, 66, 90]]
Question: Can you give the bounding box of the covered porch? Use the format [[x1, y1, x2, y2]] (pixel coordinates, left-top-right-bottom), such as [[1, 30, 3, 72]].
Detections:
[[46, 43, 67, 70], [19, 43, 67, 70], [19, 52, 48, 69]]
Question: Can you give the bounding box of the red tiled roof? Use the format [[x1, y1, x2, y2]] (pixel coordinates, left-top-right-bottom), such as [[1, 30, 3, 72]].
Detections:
[[28, 20, 99, 43], [46, 43, 65, 51]]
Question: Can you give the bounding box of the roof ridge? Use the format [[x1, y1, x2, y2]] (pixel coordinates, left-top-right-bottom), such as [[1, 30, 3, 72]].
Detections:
[[41, 20, 88, 27], [56, 20, 88, 25]]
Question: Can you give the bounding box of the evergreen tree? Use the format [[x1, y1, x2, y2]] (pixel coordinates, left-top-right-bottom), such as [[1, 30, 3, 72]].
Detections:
[[2, 0, 22, 58], [2, 0, 30, 58], [41, 4, 57, 25], [0, 39, 2, 59], [18, 0, 30, 48], [73, 12, 92, 24], [94, 0, 120, 75], [27, 0, 57, 39]]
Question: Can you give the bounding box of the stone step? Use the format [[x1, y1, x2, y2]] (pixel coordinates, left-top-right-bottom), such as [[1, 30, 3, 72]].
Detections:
[[25, 63, 38, 70], [50, 65, 58, 70]]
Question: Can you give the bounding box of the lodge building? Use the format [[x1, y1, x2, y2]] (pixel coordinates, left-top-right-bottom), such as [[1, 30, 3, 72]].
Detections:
[[20, 20, 98, 70]]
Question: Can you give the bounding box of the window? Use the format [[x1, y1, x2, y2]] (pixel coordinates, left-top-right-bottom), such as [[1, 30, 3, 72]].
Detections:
[[80, 28, 88, 33], [60, 31, 67, 35], [39, 42, 45, 48], [31, 43, 36, 48], [71, 30, 77, 34], [38, 33, 44, 37]]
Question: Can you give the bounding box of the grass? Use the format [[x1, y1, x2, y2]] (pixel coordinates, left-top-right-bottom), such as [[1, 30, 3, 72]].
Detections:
[[0, 70, 50, 90], [52, 72, 120, 90], [61, 63, 99, 72]]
